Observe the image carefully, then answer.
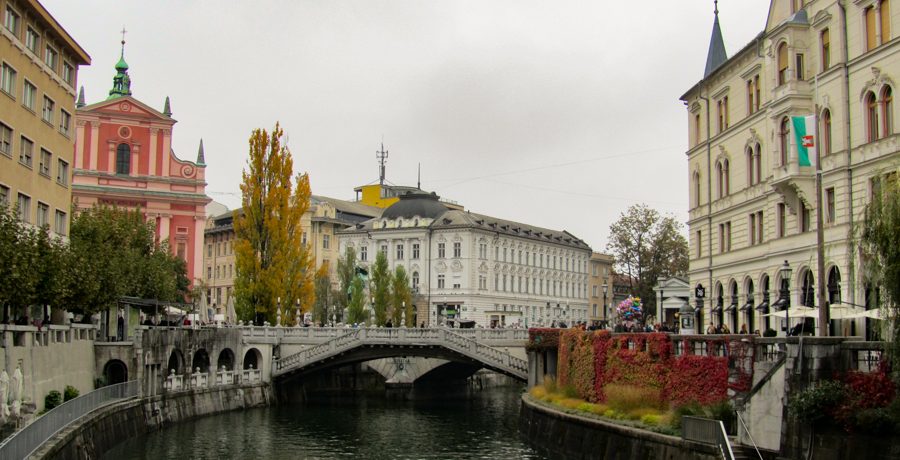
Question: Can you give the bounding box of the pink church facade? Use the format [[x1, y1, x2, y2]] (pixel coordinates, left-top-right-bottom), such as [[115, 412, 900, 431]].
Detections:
[[72, 49, 210, 285]]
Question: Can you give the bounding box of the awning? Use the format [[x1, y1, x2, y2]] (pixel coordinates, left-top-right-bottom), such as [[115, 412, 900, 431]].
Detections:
[[740, 301, 754, 312], [755, 301, 769, 311], [724, 302, 737, 312], [771, 298, 786, 310], [711, 304, 722, 313]]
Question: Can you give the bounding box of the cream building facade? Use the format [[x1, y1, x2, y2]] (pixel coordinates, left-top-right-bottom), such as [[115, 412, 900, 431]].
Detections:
[[0, 0, 90, 236], [682, 0, 898, 338], [339, 191, 592, 328], [203, 195, 382, 316], [588, 252, 614, 325]]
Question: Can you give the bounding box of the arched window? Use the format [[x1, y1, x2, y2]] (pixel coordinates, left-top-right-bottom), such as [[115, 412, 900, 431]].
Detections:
[[754, 143, 762, 183], [779, 117, 790, 165], [723, 159, 730, 195], [827, 267, 842, 304], [867, 91, 879, 142], [746, 146, 755, 186], [777, 43, 789, 85], [412, 271, 419, 291], [882, 86, 893, 136], [801, 270, 815, 307], [715, 161, 723, 199], [692, 171, 701, 207], [745, 280, 755, 333], [822, 109, 832, 155], [116, 143, 130, 175]]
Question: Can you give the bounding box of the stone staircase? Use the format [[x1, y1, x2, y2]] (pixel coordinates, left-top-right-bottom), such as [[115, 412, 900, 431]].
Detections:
[[729, 438, 762, 460]]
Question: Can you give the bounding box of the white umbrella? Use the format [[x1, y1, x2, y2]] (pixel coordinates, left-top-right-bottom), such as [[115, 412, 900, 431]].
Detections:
[[845, 308, 886, 320], [226, 296, 236, 324], [164, 305, 185, 316], [763, 306, 817, 318]]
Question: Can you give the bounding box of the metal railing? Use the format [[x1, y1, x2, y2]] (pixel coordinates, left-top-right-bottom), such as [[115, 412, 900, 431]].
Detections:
[[0, 380, 139, 460], [736, 410, 764, 459], [682, 416, 734, 460]]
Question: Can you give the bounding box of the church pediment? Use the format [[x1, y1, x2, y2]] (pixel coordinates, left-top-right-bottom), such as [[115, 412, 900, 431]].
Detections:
[[79, 96, 173, 122]]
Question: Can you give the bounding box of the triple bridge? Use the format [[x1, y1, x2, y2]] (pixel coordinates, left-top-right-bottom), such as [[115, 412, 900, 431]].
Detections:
[[242, 327, 530, 383]]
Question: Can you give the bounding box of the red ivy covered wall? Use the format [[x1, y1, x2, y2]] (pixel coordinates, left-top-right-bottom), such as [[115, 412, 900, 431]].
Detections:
[[529, 329, 754, 406]]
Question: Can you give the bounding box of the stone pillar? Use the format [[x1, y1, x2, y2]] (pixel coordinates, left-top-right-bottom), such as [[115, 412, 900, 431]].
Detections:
[[89, 123, 99, 170]]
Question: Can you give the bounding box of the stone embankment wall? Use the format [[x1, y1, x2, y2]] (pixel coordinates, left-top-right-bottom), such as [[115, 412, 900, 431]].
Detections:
[[0, 325, 98, 413], [34, 384, 271, 460], [520, 395, 720, 460]]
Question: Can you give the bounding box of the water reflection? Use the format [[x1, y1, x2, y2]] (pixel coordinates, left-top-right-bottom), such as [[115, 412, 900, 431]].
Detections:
[[103, 386, 546, 459]]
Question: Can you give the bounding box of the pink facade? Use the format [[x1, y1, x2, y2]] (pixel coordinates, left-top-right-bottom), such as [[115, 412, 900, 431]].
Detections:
[[73, 93, 210, 286]]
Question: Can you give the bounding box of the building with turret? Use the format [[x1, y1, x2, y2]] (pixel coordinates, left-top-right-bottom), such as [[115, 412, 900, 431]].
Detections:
[[681, 0, 898, 338], [73, 41, 210, 284]]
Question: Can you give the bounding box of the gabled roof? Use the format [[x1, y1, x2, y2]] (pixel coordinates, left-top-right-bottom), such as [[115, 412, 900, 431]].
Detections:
[[312, 195, 383, 219], [77, 95, 175, 123]]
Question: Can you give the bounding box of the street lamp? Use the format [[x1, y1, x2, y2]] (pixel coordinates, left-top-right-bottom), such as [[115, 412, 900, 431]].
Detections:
[[602, 283, 608, 326], [276, 297, 282, 327], [295, 299, 300, 327], [779, 260, 793, 336]]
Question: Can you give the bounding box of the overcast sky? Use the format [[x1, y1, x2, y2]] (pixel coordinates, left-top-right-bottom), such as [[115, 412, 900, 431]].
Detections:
[[44, 1, 769, 252]]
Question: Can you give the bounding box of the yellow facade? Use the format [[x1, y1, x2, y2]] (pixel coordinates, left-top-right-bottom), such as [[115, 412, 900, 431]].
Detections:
[[0, 0, 89, 236], [353, 184, 402, 208]]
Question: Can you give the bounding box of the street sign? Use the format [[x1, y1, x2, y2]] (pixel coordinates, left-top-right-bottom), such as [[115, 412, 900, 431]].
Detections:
[[695, 285, 705, 299]]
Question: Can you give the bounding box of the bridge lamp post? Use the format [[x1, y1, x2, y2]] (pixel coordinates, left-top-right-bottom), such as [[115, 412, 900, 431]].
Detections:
[[602, 284, 608, 326], [295, 299, 300, 327], [779, 260, 792, 336]]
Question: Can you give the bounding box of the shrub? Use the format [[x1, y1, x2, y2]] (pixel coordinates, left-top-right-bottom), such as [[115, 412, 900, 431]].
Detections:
[[561, 384, 579, 399], [853, 408, 896, 435], [788, 380, 848, 423], [576, 402, 598, 413], [604, 384, 663, 414], [64, 385, 79, 401], [44, 390, 63, 411], [543, 376, 558, 394], [627, 407, 663, 421], [763, 328, 777, 337], [529, 386, 548, 400], [671, 403, 703, 429], [641, 413, 663, 426]]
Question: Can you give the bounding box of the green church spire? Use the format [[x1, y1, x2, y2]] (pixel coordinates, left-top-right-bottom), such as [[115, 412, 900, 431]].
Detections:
[[108, 27, 132, 100]]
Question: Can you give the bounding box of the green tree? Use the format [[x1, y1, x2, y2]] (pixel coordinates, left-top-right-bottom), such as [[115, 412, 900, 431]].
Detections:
[[336, 246, 356, 311], [63, 205, 188, 315], [313, 262, 331, 325], [370, 250, 392, 326], [347, 276, 367, 324], [391, 265, 413, 327], [606, 203, 688, 317], [861, 176, 900, 363], [233, 123, 314, 325]]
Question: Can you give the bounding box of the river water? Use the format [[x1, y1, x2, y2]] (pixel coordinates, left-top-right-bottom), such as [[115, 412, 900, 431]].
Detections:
[[102, 386, 548, 459]]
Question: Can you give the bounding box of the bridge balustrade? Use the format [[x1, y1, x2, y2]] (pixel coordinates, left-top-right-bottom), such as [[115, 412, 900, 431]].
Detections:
[[241, 367, 262, 383], [215, 368, 235, 386], [190, 369, 209, 389], [164, 371, 184, 391]]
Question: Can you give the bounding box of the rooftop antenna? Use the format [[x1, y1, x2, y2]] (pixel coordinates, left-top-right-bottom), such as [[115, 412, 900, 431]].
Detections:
[[376, 140, 388, 186], [714, 0, 718, 16], [417, 163, 421, 190]]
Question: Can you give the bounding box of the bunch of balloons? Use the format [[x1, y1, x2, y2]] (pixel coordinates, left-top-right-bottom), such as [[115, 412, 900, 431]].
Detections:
[[616, 296, 643, 324]]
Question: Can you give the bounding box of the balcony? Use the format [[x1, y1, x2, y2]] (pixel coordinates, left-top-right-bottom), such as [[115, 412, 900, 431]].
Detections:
[[771, 159, 814, 214]]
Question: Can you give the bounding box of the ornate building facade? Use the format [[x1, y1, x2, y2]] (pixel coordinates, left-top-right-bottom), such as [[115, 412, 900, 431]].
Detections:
[[339, 191, 592, 328], [681, 0, 898, 337], [73, 45, 210, 284], [0, 0, 90, 236]]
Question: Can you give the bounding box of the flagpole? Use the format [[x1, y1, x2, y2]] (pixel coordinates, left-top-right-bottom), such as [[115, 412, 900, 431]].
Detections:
[[814, 74, 829, 336]]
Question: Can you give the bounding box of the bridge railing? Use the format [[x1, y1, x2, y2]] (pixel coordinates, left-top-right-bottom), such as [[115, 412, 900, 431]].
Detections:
[[0, 380, 138, 460], [681, 416, 734, 459], [241, 326, 528, 342], [274, 327, 528, 378]]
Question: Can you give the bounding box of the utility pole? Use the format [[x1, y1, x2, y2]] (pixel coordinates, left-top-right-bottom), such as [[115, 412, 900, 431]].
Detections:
[[814, 78, 829, 336], [376, 142, 388, 186]]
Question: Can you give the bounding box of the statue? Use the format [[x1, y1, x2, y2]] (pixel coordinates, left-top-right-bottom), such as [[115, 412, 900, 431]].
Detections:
[[0, 370, 9, 423], [10, 366, 23, 417]]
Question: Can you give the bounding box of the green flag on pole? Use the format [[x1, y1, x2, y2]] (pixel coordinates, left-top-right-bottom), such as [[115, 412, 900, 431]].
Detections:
[[791, 115, 817, 169]]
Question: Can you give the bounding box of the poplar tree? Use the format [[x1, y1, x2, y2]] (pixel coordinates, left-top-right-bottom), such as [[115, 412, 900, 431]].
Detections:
[[391, 265, 413, 327], [347, 276, 367, 324], [234, 123, 314, 325], [336, 246, 356, 311], [861, 177, 900, 362], [370, 250, 392, 326], [313, 262, 331, 325]]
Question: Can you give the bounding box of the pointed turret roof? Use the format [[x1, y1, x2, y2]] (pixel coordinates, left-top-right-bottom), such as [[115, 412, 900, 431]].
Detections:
[[76, 86, 85, 108], [197, 139, 206, 165], [704, 2, 727, 78], [163, 96, 172, 116], [108, 37, 132, 100]]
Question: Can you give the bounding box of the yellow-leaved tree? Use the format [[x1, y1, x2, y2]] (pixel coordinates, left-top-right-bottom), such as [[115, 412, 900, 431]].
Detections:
[[233, 123, 314, 325]]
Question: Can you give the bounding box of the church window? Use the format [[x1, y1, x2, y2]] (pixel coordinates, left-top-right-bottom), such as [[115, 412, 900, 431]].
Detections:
[[116, 143, 130, 175]]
